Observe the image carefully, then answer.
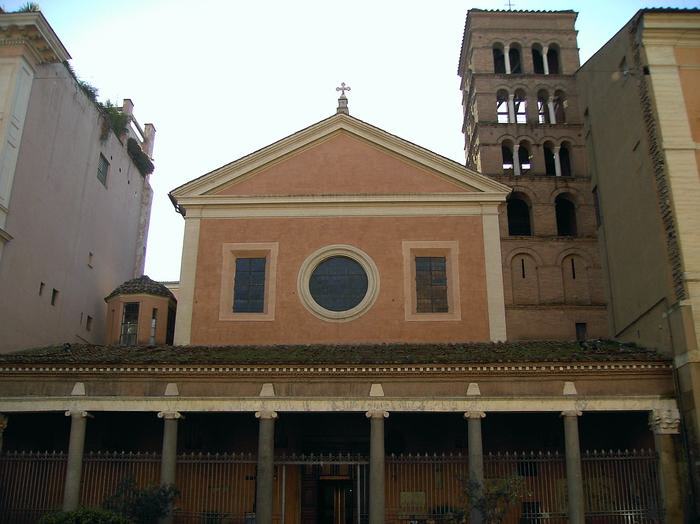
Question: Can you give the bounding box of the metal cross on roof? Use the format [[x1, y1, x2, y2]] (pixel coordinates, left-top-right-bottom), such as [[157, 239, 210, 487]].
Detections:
[[336, 82, 351, 96], [505, 0, 515, 10]]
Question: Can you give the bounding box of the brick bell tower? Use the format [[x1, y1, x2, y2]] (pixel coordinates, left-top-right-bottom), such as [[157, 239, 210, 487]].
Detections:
[[458, 9, 608, 340]]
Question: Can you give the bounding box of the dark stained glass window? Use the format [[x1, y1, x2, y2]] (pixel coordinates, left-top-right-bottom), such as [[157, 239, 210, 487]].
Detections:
[[415, 257, 448, 313], [309, 256, 368, 312], [233, 257, 266, 313]]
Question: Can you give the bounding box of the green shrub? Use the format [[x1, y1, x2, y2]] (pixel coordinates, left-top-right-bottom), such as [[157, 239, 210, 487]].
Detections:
[[463, 476, 528, 524], [39, 507, 131, 524], [102, 477, 179, 524], [127, 138, 155, 176], [99, 100, 131, 140]]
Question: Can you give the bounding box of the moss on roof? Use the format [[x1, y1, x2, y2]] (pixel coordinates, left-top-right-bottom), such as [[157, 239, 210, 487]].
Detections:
[[105, 275, 175, 301], [1, 340, 669, 366]]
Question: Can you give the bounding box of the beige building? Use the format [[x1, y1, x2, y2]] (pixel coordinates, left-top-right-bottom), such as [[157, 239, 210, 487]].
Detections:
[[0, 12, 156, 352], [458, 9, 609, 342], [576, 8, 700, 517]]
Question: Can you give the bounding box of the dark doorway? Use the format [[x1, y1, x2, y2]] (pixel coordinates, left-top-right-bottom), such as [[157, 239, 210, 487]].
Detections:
[[318, 480, 354, 524]]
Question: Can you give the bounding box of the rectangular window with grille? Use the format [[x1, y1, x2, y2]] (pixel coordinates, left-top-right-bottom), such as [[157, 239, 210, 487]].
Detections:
[[415, 257, 448, 313], [233, 257, 266, 313], [97, 154, 109, 187], [119, 302, 139, 345]]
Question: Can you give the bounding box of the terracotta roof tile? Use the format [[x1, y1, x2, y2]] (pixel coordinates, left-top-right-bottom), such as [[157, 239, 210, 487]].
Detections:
[[2, 340, 669, 366], [105, 275, 176, 301]]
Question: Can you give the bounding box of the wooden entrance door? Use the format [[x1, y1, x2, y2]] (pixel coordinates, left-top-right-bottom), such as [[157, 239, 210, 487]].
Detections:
[[318, 480, 353, 524]]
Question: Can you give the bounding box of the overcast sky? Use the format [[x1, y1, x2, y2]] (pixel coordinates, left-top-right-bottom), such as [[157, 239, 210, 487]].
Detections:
[[6, 0, 698, 281]]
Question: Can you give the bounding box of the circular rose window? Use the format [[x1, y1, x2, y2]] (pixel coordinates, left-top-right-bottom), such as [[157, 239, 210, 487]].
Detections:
[[298, 245, 379, 322], [309, 256, 368, 311]]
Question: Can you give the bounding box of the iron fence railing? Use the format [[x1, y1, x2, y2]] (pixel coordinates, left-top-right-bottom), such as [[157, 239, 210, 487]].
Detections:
[[81, 451, 160, 508], [386, 453, 469, 522], [485, 451, 568, 523], [0, 450, 67, 524], [0, 448, 661, 523], [174, 452, 257, 524], [582, 449, 661, 523]]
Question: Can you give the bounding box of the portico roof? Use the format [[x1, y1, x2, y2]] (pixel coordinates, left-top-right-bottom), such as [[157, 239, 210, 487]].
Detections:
[[1, 340, 669, 366]]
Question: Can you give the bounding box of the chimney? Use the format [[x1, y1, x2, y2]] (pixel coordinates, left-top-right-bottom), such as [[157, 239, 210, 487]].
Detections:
[[143, 123, 156, 157]]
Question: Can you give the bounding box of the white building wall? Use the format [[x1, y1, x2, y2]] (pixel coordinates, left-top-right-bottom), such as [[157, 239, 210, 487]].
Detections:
[[0, 61, 153, 351]]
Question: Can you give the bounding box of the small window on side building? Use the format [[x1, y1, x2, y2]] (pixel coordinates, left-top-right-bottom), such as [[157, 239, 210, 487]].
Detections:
[[97, 154, 109, 187], [86, 316, 93, 331], [576, 322, 588, 342], [149, 308, 158, 343], [39, 282, 45, 296], [51, 289, 59, 306]]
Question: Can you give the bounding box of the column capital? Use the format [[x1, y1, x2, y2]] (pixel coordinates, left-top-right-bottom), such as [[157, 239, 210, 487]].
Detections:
[[0, 414, 7, 431], [158, 411, 183, 420], [464, 411, 486, 420], [64, 410, 91, 418], [365, 410, 389, 419], [561, 410, 582, 418], [649, 408, 680, 435], [255, 410, 278, 420]]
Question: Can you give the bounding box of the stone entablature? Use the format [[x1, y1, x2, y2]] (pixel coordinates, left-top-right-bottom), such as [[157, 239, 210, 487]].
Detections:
[[0, 343, 676, 404], [0, 12, 70, 65]]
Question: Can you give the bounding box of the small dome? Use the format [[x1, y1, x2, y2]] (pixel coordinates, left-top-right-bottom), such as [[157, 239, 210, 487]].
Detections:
[[105, 275, 176, 302]]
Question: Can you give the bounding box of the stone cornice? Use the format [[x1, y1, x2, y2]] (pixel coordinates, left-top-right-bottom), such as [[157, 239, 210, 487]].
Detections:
[[0, 361, 672, 378], [0, 395, 677, 415], [642, 12, 700, 46], [177, 193, 506, 219], [0, 12, 70, 64]]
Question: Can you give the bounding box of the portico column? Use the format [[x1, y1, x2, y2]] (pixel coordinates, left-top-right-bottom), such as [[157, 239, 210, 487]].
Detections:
[[0, 414, 7, 453], [562, 411, 584, 524], [543, 45, 550, 75], [465, 412, 485, 524], [504, 45, 511, 74], [649, 409, 683, 523], [507, 94, 516, 124], [367, 410, 389, 524], [62, 410, 90, 511], [553, 146, 562, 177], [158, 411, 182, 524], [255, 410, 277, 524], [547, 96, 557, 124], [513, 144, 521, 176]]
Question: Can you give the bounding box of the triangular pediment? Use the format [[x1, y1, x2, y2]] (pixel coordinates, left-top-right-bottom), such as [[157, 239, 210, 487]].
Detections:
[[170, 113, 509, 206], [213, 131, 473, 196]]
